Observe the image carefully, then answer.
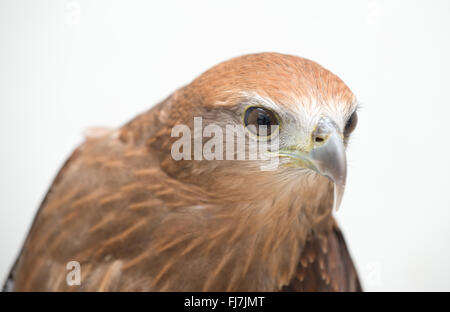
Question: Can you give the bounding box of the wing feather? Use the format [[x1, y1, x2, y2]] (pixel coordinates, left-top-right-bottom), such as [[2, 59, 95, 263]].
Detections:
[[282, 222, 362, 292]]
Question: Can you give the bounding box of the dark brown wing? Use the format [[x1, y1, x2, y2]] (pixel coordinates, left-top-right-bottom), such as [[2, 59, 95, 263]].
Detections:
[[3, 100, 172, 292], [282, 222, 362, 292]]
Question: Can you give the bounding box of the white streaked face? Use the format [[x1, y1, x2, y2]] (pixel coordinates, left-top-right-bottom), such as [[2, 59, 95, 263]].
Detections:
[[237, 91, 358, 210], [238, 91, 358, 154]]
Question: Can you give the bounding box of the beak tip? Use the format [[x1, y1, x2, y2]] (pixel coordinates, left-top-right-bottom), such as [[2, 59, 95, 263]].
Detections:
[[332, 183, 346, 211]]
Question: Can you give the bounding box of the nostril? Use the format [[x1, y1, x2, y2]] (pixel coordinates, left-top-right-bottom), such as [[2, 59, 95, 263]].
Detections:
[[314, 136, 325, 143]]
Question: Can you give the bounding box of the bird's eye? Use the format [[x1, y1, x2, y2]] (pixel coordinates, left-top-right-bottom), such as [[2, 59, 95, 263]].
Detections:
[[344, 111, 358, 137], [243, 106, 280, 137]]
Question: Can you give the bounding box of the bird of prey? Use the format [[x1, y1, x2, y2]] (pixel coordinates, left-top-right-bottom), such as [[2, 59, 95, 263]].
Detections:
[[3, 52, 361, 291]]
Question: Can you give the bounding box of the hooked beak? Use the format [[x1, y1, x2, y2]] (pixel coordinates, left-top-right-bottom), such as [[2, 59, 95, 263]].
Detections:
[[279, 116, 347, 211]]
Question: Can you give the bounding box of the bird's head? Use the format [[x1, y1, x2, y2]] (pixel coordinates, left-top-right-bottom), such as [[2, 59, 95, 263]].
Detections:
[[157, 53, 358, 211]]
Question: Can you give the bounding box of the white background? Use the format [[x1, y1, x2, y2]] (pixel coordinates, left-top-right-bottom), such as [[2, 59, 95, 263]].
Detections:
[[1, 0, 449, 291]]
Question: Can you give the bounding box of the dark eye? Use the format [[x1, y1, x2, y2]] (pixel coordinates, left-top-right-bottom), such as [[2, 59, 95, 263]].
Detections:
[[244, 106, 280, 136], [344, 111, 358, 137]]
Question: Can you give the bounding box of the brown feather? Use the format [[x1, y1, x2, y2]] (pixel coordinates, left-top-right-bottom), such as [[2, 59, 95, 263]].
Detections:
[[283, 222, 362, 292], [4, 52, 360, 291]]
